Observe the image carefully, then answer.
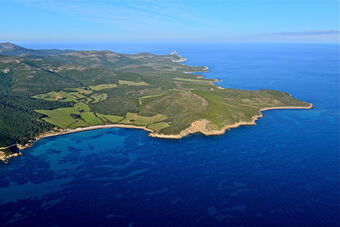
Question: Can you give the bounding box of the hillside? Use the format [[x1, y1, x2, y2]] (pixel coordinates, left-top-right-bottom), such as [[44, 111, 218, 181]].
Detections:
[[0, 42, 75, 56], [0, 43, 312, 160]]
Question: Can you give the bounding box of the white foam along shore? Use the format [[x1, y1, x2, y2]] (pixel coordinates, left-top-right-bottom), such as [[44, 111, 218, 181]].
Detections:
[[0, 103, 312, 163]]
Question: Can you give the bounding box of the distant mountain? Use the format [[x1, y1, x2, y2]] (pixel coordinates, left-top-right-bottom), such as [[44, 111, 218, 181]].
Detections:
[[0, 42, 75, 56], [0, 43, 198, 72]]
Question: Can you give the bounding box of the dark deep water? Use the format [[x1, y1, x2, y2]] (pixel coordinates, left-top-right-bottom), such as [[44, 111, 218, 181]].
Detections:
[[1, 43, 339, 226]]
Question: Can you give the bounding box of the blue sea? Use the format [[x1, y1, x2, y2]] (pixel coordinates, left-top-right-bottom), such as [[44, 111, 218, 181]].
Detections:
[[1, 43, 339, 226]]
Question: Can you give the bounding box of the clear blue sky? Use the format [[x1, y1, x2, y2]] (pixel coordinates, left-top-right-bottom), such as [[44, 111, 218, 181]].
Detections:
[[1, 0, 339, 43]]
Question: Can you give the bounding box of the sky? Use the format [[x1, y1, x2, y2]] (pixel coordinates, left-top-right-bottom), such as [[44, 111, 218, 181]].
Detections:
[[0, 0, 339, 43]]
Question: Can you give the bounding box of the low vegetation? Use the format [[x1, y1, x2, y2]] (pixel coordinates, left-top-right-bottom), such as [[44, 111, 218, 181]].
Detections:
[[89, 83, 117, 91], [120, 113, 168, 126], [0, 43, 311, 148], [118, 80, 149, 86]]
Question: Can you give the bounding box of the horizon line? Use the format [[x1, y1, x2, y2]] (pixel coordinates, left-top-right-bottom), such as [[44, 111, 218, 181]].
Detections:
[[2, 40, 339, 45]]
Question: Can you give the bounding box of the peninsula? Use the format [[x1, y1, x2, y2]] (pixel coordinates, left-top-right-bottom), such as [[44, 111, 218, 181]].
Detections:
[[0, 43, 312, 162]]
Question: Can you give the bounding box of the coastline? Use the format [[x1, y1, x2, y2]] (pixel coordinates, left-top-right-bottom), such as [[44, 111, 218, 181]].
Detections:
[[0, 125, 152, 163], [17, 124, 153, 150], [0, 103, 312, 163], [150, 104, 313, 139]]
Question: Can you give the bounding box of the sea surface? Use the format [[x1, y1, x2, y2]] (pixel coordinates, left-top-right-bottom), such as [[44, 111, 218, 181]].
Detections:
[[1, 43, 339, 226]]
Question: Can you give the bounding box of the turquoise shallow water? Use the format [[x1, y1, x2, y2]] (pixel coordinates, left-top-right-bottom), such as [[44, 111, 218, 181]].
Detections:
[[1, 43, 339, 226]]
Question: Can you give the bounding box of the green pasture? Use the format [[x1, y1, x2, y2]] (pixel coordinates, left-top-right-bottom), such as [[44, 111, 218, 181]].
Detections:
[[119, 80, 149, 86]]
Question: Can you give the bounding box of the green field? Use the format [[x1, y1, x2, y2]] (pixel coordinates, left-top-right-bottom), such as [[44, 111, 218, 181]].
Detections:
[[65, 87, 94, 95], [120, 113, 168, 126], [33, 90, 88, 103], [69, 119, 89, 129], [90, 93, 108, 103], [119, 80, 149, 86], [33, 91, 77, 102], [75, 102, 91, 112], [140, 94, 164, 100], [96, 113, 123, 123], [174, 77, 214, 83], [148, 122, 170, 131], [89, 83, 117, 91], [36, 107, 79, 129], [82, 112, 103, 125]]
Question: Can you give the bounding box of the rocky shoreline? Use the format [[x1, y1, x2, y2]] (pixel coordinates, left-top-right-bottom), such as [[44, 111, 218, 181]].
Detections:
[[150, 104, 313, 139], [0, 104, 312, 164]]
